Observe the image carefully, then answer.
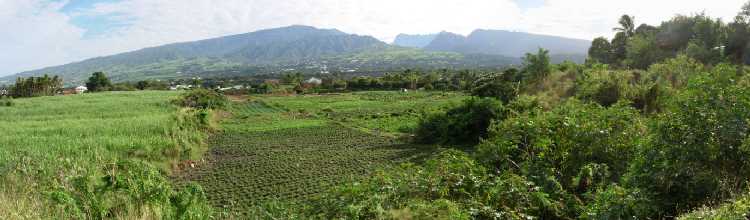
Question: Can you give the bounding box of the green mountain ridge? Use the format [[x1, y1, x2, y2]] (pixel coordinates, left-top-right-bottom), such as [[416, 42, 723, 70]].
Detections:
[[1, 26, 587, 86]]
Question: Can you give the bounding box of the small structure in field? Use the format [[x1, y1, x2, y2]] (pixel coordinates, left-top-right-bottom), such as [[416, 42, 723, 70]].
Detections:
[[75, 86, 88, 94], [400, 88, 409, 93], [170, 85, 193, 90], [0, 88, 8, 97], [305, 77, 322, 85]]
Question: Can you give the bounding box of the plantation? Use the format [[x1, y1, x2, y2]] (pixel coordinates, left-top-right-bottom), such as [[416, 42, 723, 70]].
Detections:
[[177, 91, 463, 216], [0, 91, 213, 219]]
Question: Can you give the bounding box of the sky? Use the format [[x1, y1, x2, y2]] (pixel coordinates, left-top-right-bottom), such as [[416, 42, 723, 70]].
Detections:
[[0, 0, 747, 76]]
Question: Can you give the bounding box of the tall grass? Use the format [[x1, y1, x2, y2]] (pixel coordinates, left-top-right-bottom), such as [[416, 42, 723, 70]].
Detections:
[[0, 91, 213, 219]]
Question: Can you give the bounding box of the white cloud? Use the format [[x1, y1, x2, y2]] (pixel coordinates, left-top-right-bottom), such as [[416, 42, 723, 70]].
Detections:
[[0, 1, 85, 76], [0, 0, 747, 76]]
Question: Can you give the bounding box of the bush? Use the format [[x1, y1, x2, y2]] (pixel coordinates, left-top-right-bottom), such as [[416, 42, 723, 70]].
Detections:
[[476, 100, 643, 193], [305, 150, 573, 219], [174, 89, 228, 109], [575, 68, 632, 107], [0, 96, 13, 107], [414, 97, 507, 145], [625, 64, 750, 216], [48, 160, 213, 219], [583, 185, 655, 219], [470, 69, 522, 103]]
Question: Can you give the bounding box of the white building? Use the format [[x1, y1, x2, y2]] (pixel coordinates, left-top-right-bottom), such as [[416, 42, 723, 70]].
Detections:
[[305, 77, 323, 85], [170, 85, 193, 90], [75, 86, 88, 94]]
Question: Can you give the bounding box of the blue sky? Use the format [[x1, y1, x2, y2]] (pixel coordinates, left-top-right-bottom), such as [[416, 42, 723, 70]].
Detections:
[[0, 0, 746, 77], [59, 0, 130, 39]]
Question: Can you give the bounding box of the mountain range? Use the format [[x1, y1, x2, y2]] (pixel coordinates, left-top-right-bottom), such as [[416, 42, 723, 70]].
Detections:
[[396, 30, 590, 63], [1, 26, 590, 86]]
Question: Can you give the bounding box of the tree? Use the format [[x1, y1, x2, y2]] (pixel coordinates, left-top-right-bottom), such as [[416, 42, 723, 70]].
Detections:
[[588, 37, 613, 64], [611, 32, 630, 66], [136, 80, 150, 90], [470, 68, 522, 103], [523, 48, 551, 81], [614, 15, 636, 37], [85, 72, 112, 92], [10, 75, 63, 97], [625, 34, 671, 69], [727, 3, 750, 70]]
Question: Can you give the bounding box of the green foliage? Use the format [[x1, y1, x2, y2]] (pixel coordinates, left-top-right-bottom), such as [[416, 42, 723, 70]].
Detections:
[[415, 97, 507, 145], [626, 64, 750, 216], [523, 48, 552, 81], [679, 191, 750, 220], [86, 72, 113, 92], [307, 150, 568, 219], [647, 55, 705, 88], [0, 96, 13, 107], [175, 89, 228, 109], [625, 33, 672, 69], [583, 185, 655, 219], [470, 68, 521, 103], [10, 75, 63, 97], [477, 100, 643, 193], [135, 80, 169, 90], [47, 160, 212, 219], [614, 15, 636, 37], [0, 91, 213, 218], [588, 37, 614, 64]]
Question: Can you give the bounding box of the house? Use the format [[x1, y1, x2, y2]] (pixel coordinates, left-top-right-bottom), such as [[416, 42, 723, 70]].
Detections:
[[170, 85, 193, 90], [305, 77, 322, 85], [75, 86, 88, 94]]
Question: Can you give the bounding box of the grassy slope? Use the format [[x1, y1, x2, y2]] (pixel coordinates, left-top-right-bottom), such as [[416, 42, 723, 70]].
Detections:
[[179, 91, 466, 216], [0, 91, 209, 218]]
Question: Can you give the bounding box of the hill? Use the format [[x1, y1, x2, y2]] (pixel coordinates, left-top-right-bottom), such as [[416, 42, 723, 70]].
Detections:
[[1, 26, 390, 85], [2, 26, 524, 86]]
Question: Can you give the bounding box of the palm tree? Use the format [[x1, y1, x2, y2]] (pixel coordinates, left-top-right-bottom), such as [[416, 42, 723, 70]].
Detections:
[[613, 15, 636, 37]]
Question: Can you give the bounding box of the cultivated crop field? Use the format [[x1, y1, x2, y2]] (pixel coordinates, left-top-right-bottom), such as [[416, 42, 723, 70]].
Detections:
[[0, 91, 210, 219], [178, 91, 465, 215]]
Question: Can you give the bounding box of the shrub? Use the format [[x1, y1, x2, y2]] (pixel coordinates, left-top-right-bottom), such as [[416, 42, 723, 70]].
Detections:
[[583, 185, 656, 219], [575, 68, 633, 107], [414, 97, 507, 145], [307, 150, 573, 219], [625, 64, 750, 216], [0, 96, 13, 107], [48, 160, 213, 219], [476, 100, 644, 193], [470, 69, 522, 103], [174, 89, 228, 109]]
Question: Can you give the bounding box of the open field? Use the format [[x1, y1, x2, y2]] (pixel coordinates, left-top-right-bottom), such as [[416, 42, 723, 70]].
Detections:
[[178, 91, 466, 215], [0, 91, 211, 219]]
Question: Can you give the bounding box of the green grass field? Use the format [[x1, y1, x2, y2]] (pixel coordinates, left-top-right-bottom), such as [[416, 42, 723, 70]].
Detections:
[[178, 91, 466, 216], [0, 90, 466, 218], [0, 91, 211, 219]]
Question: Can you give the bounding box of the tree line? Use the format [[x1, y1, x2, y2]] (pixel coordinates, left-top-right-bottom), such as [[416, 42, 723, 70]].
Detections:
[[7, 75, 63, 98], [588, 6, 750, 71]]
